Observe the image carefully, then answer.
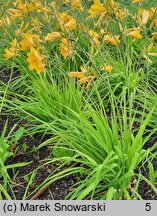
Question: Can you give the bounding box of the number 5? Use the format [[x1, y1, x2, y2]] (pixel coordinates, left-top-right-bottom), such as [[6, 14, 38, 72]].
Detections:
[[145, 203, 151, 211]]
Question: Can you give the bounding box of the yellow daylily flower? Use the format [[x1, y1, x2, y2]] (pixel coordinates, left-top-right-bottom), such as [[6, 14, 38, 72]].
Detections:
[[59, 38, 68, 59], [102, 64, 113, 73], [142, 10, 149, 26], [59, 12, 71, 24], [126, 28, 143, 39], [34, 2, 50, 13], [127, 30, 143, 38], [68, 72, 85, 78], [58, 12, 76, 31], [68, 65, 96, 89], [8, 8, 23, 20], [137, 9, 149, 27], [104, 0, 119, 15], [78, 77, 89, 85], [59, 38, 74, 59], [4, 39, 18, 59], [4, 48, 15, 59], [132, 0, 141, 3], [151, 19, 157, 27], [116, 10, 126, 21], [68, 66, 87, 81], [100, 28, 105, 36], [20, 33, 35, 50], [142, 43, 157, 64], [33, 34, 43, 44], [118, 22, 123, 32], [10, 38, 18, 49], [26, 47, 45, 74], [71, 0, 83, 11], [64, 18, 76, 31], [88, 29, 100, 46], [27, 3, 35, 12], [88, 0, 106, 15], [5, 16, 12, 25], [149, 7, 157, 19], [0, 20, 3, 27], [105, 34, 120, 46], [143, 43, 157, 56], [45, 32, 61, 42], [17, 3, 28, 13]]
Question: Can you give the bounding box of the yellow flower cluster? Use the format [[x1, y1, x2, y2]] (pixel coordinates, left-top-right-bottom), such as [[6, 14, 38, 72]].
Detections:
[[1, 0, 157, 87], [2, 0, 79, 73], [69, 65, 97, 90]]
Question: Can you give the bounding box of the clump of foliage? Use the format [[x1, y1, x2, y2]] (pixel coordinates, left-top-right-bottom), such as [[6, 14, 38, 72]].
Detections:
[[0, 0, 157, 200]]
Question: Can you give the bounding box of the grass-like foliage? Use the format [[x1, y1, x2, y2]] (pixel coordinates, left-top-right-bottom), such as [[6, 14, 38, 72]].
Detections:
[[24, 90, 156, 200], [0, 0, 157, 200]]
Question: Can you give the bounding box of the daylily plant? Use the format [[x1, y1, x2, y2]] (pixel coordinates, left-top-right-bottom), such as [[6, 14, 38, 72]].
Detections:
[[1, 0, 157, 85]]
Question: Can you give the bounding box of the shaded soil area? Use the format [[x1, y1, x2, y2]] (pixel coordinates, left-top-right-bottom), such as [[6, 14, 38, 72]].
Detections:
[[0, 69, 157, 200], [0, 69, 78, 200], [138, 137, 157, 200], [0, 113, 79, 200], [0, 68, 20, 84], [138, 159, 157, 200]]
